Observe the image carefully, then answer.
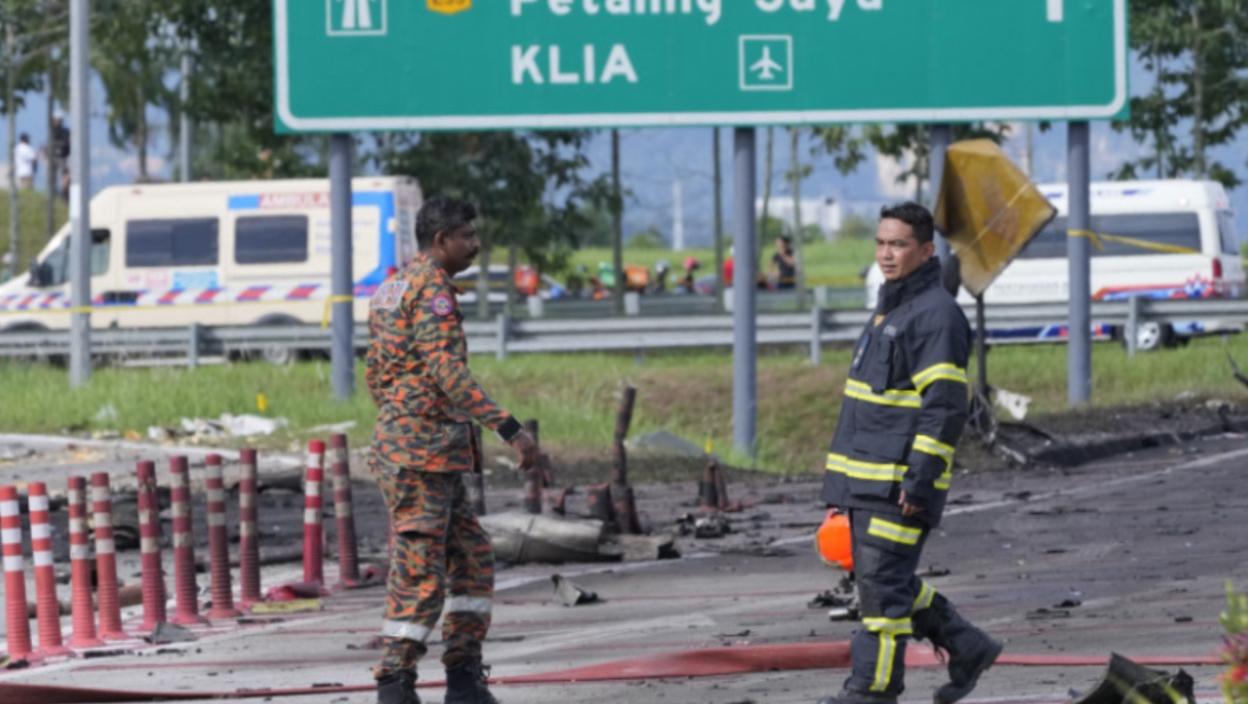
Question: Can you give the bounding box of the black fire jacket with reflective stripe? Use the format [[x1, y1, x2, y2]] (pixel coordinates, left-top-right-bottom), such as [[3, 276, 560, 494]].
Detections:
[[821, 257, 970, 527]]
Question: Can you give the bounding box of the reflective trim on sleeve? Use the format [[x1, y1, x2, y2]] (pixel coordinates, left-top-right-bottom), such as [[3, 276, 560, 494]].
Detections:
[[381, 620, 431, 642], [934, 467, 953, 491], [912, 363, 968, 393], [912, 580, 936, 611], [913, 434, 955, 470], [844, 380, 921, 409], [867, 516, 922, 546], [826, 453, 906, 482]]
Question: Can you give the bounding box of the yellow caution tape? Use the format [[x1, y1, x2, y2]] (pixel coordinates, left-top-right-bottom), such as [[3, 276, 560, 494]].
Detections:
[[320, 294, 356, 329], [1068, 229, 1199, 256], [249, 598, 322, 614]]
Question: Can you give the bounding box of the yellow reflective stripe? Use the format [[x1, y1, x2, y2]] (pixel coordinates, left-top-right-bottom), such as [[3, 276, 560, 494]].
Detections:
[[863, 616, 914, 634], [825, 453, 906, 482], [912, 363, 967, 393], [934, 468, 953, 491], [871, 631, 895, 692], [913, 580, 936, 611], [844, 380, 921, 409], [867, 517, 922, 546], [913, 434, 954, 463]]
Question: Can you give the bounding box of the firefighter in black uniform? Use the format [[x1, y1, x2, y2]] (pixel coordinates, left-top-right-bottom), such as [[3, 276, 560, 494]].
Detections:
[[818, 202, 1001, 704]]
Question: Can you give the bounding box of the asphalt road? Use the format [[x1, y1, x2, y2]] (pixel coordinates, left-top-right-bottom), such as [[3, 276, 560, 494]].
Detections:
[[0, 431, 1245, 703]]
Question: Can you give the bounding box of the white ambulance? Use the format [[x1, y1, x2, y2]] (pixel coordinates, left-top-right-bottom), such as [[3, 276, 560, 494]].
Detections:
[[0, 177, 422, 359], [865, 179, 1245, 349]]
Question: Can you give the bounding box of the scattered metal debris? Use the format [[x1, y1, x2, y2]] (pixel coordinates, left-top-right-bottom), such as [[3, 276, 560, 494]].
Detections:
[[481, 512, 611, 564], [1071, 653, 1194, 704], [146, 622, 197, 645], [551, 574, 600, 606]]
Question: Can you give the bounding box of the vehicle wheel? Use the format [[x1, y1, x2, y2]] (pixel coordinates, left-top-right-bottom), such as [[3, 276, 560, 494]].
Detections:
[[1131, 321, 1173, 352], [249, 315, 301, 365]]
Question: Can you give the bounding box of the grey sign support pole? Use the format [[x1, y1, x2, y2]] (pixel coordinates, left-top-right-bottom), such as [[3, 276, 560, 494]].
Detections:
[[732, 127, 757, 459], [179, 50, 191, 183], [329, 134, 355, 401], [928, 124, 952, 261], [68, 0, 90, 387], [1067, 121, 1091, 405]]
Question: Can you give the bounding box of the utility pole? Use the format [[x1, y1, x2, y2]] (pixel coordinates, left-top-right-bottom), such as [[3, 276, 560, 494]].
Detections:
[[732, 127, 757, 459], [611, 129, 623, 315], [328, 134, 354, 400], [789, 127, 807, 309], [6, 20, 18, 282], [1067, 122, 1091, 405], [45, 57, 56, 242], [671, 179, 684, 252], [68, 0, 90, 386], [928, 124, 952, 260], [179, 49, 190, 182], [712, 128, 724, 310]]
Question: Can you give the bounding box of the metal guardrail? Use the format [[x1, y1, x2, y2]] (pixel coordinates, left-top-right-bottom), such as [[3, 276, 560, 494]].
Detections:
[[1, 298, 1245, 364]]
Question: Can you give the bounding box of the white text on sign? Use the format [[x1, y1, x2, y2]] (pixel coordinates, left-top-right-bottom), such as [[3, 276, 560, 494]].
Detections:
[[507, 0, 890, 25]]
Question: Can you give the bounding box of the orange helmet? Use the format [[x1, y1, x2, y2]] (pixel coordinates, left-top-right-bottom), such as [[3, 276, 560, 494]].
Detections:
[[815, 509, 853, 571]]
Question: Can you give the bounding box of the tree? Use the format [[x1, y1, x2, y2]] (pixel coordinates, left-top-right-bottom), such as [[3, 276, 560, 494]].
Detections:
[[372, 130, 610, 317], [93, 1, 171, 181], [811, 124, 1011, 202], [1113, 0, 1248, 188], [154, 0, 325, 178], [0, 0, 62, 280]]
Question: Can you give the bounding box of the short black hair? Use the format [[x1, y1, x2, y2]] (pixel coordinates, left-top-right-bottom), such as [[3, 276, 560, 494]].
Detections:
[[416, 196, 477, 249], [879, 202, 935, 245], [18, 133, 28, 142]]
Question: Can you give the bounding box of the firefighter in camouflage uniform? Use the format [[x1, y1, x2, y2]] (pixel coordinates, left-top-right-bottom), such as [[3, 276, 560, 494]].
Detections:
[[367, 196, 537, 704], [818, 203, 1001, 704]]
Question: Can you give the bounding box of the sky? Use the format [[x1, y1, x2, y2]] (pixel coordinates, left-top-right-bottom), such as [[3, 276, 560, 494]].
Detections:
[[2, 65, 1245, 250]]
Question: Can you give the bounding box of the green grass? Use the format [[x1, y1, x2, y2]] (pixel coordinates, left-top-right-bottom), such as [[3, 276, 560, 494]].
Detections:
[[0, 189, 69, 281], [566, 238, 875, 288], [2, 335, 1246, 474]]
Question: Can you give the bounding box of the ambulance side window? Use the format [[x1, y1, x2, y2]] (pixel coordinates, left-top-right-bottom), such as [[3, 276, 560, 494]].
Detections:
[[126, 218, 218, 267], [90, 229, 110, 276], [234, 215, 308, 264]]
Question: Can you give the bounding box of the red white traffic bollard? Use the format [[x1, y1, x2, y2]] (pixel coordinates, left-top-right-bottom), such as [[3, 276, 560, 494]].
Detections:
[[90, 472, 129, 641], [66, 476, 104, 649], [28, 481, 69, 657], [1, 484, 33, 661], [329, 434, 360, 587], [237, 448, 262, 609], [303, 440, 325, 586], [203, 454, 240, 619], [136, 460, 167, 631], [168, 456, 207, 625]]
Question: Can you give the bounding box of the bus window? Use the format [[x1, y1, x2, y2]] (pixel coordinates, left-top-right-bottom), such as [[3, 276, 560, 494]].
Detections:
[[1018, 212, 1202, 259], [36, 228, 109, 286], [126, 218, 218, 267], [235, 215, 308, 264], [1217, 211, 1239, 255]]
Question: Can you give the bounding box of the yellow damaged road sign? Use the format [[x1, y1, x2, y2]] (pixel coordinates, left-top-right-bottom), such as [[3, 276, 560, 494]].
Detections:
[[428, 0, 471, 15], [934, 140, 1057, 297]]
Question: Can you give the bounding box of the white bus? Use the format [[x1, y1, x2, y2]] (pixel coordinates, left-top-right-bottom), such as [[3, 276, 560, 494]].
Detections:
[[865, 179, 1245, 349], [0, 177, 422, 360]]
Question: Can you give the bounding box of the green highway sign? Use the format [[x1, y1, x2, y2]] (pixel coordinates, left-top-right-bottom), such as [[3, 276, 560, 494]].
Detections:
[[274, 0, 1127, 132]]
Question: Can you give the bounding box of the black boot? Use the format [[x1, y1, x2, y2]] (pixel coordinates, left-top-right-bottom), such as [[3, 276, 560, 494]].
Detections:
[[376, 670, 420, 704], [913, 595, 1002, 704], [443, 661, 499, 704]]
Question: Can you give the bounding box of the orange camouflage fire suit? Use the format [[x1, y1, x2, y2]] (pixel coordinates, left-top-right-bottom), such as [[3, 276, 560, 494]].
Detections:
[[366, 252, 523, 679]]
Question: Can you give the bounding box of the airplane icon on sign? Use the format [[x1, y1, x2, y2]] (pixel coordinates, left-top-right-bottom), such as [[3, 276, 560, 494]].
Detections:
[[750, 47, 783, 81], [739, 35, 793, 91]]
